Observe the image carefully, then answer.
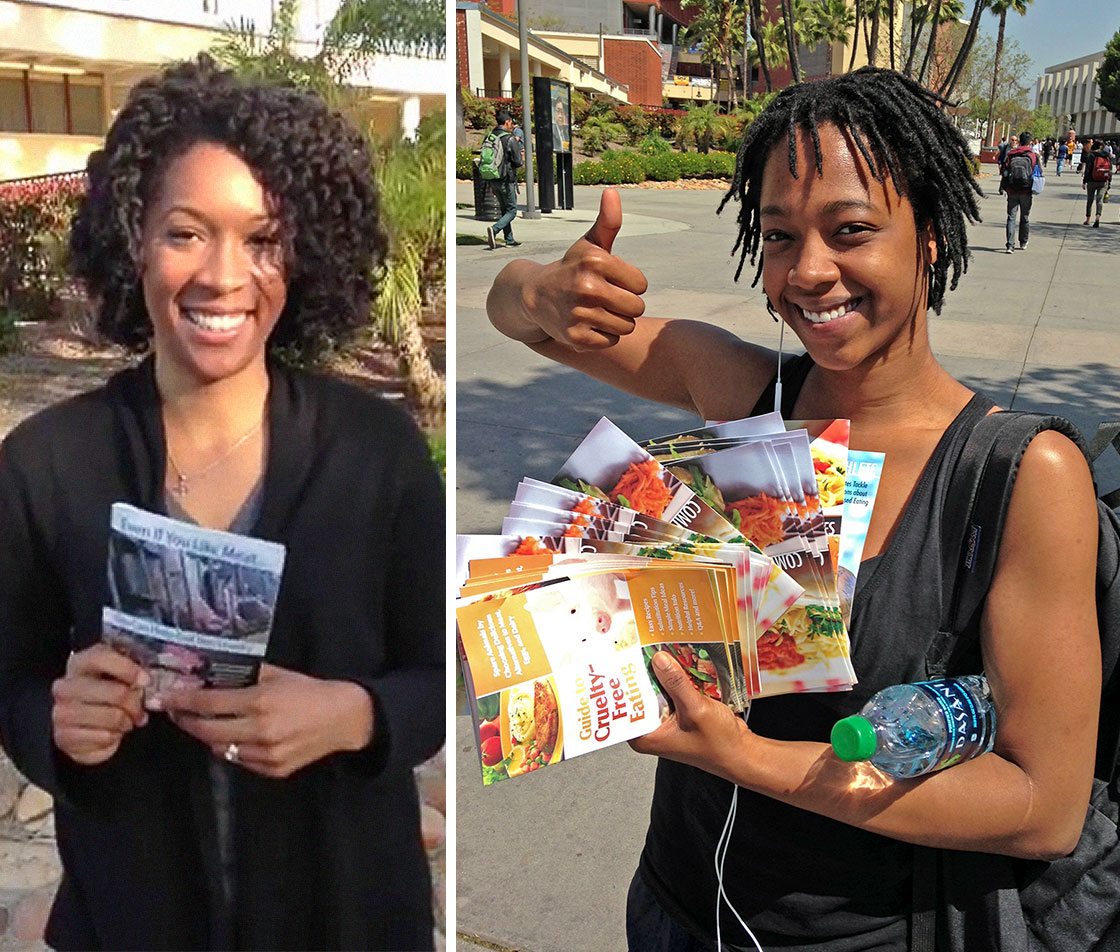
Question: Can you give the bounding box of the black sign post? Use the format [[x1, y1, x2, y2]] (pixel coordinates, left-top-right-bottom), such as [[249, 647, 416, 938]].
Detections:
[[532, 77, 574, 212]]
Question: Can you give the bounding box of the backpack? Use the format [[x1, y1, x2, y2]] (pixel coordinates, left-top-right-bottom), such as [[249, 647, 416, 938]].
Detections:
[[910, 411, 1120, 952], [1003, 152, 1035, 191], [478, 130, 508, 181], [1091, 154, 1112, 183]]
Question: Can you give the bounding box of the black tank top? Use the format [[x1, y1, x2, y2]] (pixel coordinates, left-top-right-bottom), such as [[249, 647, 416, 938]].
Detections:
[[638, 354, 995, 951]]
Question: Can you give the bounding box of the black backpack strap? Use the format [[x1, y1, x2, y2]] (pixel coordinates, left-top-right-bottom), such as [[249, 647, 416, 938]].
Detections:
[[929, 411, 1086, 676], [1088, 421, 1120, 510]]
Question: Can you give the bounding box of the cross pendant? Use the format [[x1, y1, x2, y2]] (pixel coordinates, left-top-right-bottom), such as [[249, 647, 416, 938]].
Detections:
[[173, 474, 190, 496]]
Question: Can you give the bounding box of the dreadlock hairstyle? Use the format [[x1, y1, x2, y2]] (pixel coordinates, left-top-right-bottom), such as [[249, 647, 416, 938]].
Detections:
[[718, 68, 982, 314]]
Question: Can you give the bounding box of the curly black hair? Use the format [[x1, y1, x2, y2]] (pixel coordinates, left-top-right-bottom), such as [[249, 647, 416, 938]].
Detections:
[[718, 68, 983, 315], [70, 53, 385, 358]]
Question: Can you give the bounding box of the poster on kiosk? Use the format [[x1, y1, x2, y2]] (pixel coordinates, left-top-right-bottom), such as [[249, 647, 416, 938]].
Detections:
[[533, 77, 573, 212]]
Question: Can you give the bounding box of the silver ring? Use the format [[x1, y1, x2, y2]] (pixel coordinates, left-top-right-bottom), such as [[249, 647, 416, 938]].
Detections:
[[224, 743, 239, 762]]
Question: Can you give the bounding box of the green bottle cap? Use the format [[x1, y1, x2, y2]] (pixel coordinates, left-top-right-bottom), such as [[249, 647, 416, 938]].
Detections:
[[831, 715, 877, 762]]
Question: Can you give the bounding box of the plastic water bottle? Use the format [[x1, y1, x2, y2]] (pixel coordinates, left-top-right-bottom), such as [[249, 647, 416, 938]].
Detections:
[[830, 676, 997, 779]]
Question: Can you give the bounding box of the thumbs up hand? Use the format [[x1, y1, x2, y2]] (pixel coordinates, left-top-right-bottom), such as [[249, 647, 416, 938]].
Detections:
[[487, 188, 649, 351]]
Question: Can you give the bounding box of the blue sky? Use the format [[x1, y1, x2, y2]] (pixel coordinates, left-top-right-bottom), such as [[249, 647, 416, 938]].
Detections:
[[977, 0, 1120, 83]]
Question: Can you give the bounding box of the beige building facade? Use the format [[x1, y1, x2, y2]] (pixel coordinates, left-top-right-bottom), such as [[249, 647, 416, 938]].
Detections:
[[1, 0, 444, 181], [1035, 51, 1120, 141]]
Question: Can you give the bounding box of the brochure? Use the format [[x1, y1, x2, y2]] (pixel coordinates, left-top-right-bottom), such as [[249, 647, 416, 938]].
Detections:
[[457, 561, 743, 784], [103, 503, 286, 695]]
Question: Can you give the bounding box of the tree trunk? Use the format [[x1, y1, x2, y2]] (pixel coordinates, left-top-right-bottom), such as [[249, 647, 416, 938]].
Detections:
[[903, 1, 926, 77], [937, 0, 989, 101], [983, 11, 1007, 146], [750, 0, 773, 91], [398, 311, 445, 413], [887, 0, 896, 71], [781, 0, 801, 82], [867, 12, 880, 68], [848, 0, 862, 71], [916, 0, 942, 87], [742, 8, 751, 100]]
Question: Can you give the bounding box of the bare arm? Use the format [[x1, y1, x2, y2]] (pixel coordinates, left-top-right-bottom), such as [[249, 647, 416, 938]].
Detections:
[[486, 188, 776, 419], [633, 430, 1100, 860]]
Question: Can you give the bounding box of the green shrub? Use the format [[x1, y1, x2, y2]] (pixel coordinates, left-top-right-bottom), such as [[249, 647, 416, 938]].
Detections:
[[573, 161, 606, 185], [599, 149, 646, 184], [0, 172, 85, 322], [705, 151, 735, 179], [615, 104, 651, 143], [676, 103, 732, 154], [460, 89, 494, 130], [647, 107, 685, 138], [456, 147, 475, 179], [967, 154, 981, 175], [579, 115, 626, 153], [641, 152, 684, 181], [571, 88, 592, 125], [637, 133, 673, 156]]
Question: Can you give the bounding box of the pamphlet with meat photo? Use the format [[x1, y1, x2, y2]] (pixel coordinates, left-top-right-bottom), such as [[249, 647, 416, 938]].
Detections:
[[552, 417, 743, 543], [103, 503, 286, 697], [457, 562, 743, 784]]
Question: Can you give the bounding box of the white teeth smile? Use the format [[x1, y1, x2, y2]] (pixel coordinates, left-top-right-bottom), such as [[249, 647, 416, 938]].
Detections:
[[182, 309, 249, 332], [802, 298, 862, 324]]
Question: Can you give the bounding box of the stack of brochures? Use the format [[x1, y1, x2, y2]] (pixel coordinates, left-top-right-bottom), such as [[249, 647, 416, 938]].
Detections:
[[456, 413, 884, 785]]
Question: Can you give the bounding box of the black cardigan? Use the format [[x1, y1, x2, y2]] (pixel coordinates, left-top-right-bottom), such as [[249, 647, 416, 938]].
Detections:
[[0, 358, 445, 950]]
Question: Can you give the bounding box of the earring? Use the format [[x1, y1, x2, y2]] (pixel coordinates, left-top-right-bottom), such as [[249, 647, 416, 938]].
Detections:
[[765, 296, 780, 322]]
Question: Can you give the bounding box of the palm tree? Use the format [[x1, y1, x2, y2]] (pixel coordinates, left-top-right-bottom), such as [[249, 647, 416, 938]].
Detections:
[[983, 0, 1032, 146], [748, 0, 774, 91], [682, 0, 742, 109], [212, 0, 445, 412], [915, 0, 964, 86], [796, 0, 855, 72], [937, 0, 992, 101]]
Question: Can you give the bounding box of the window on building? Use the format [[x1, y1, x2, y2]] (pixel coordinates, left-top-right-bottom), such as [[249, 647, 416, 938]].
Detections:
[[69, 81, 102, 135], [0, 75, 27, 131], [30, 76, 67, 133], [0, 69, 104, 135]]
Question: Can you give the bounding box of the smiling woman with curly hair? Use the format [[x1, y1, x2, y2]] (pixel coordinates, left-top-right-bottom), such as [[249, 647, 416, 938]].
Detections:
[[0, 54, 444, 951]]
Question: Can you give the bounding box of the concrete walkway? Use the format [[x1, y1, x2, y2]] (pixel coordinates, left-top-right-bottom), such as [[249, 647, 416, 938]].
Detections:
[[454, 167, 1120, 952]]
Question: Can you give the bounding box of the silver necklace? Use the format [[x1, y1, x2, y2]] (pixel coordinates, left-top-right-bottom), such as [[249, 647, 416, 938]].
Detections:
[[166, 417, 264, 496]]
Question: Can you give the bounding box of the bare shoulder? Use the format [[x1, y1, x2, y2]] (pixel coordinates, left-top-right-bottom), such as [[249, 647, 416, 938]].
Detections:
[[998, 428, 1098, 581]]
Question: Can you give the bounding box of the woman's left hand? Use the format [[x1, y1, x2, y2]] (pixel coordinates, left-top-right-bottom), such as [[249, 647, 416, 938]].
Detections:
[[162, 664, 373, 779], [629, 651, 753, 781]]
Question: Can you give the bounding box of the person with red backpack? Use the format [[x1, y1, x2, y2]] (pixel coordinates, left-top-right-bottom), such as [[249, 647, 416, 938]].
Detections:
[[999, 131, 1039, 253], [1082, 140, 1112, 227]]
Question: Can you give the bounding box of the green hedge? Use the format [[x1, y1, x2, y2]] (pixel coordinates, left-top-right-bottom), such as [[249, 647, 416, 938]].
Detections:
[[573, 150, 734, 185], [456, 147, 474, 179]]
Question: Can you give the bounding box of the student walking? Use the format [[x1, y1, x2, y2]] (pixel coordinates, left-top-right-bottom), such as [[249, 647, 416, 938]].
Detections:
[[1056, 139, 1069, 176], [1083, 139, 1113, 227], [999, 131, 1039, 253], [483, 108, 525, 250]]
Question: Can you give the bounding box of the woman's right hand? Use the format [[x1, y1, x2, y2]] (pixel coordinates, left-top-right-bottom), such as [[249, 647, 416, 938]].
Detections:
[[51, 645, 149, 766], [487, 188, 648, 350]]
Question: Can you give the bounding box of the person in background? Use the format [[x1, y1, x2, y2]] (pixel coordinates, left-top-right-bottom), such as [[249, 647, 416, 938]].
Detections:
[[1082, 138, 1113, 227], [1000, 131, 1039, 253], [485, 108, 525, 251], [1056, 138, 1069, 176], [1041, 137, 1053, 168], [0, 55, 444, 951], [996, 134, 1013, 172]]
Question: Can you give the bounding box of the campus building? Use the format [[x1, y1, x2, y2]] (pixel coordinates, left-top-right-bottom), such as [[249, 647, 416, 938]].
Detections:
[[0, 0, 443, 181], [454, 2, 629, 103], [1035, 51, 1120, 142]]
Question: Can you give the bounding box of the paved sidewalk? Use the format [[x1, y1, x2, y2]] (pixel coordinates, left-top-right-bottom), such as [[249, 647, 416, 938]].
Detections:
[[454, 167, 1120, 952]]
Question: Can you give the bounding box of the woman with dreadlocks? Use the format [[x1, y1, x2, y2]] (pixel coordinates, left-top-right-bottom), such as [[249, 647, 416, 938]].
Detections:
[[487, 68, 1099, 950]]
